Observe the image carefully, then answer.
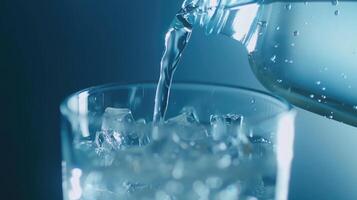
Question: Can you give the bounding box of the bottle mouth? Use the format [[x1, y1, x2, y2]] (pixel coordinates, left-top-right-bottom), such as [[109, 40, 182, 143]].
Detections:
[[203, 0, 226, 35]]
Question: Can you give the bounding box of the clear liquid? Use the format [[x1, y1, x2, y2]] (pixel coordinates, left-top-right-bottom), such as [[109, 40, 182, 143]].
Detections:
[[246, 1, 357, 126], [153, 6, 195, 123]]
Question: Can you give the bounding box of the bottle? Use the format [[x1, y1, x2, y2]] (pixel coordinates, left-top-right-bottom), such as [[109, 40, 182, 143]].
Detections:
[[186, 0, 357, 126]]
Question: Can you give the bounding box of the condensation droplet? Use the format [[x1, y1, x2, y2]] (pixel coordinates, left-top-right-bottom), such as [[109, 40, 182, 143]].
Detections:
[[332, 0, 339, 6], [258, 21, 267, 28], [270, 55, 277, 63], [293, 30, 300, 36]]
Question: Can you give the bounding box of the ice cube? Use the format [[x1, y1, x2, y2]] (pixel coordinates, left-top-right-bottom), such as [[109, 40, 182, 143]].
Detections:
[[102, 107, 134, 131], [101, 107, 150, 147], [210, 114, 253, 156], [166, 107, 207, 141], [166, 106, 200, 125], [210, 114, 243, 141], [95, 130, 123, 151]]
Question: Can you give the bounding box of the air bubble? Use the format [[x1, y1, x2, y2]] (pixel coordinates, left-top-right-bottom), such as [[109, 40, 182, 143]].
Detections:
[[316, 81, 321, 85], [217, 154, 232, 169], [277, 79, 283, 83], [270, 55, 277, 63], [276, 26, 280, 31], [250, 98, 256, 104], [322, 87, 326, 91], [334, 10, 339, 16], [353, 106, 357, 110], [286, 4, 292, 10], [291, 43, 295, 47], [274, 44, 279, 48], [310, 94, 315, 98]]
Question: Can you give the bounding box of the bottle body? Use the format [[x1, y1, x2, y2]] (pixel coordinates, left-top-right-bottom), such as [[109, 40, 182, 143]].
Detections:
[[207, 0, 357, 126]]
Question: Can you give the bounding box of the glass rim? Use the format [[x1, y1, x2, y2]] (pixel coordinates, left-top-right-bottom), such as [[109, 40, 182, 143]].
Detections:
[[60, 81, 294, 118]]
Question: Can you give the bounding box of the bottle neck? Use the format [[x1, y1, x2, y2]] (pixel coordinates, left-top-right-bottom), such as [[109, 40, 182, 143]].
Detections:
[[202, 0, 262, 52]]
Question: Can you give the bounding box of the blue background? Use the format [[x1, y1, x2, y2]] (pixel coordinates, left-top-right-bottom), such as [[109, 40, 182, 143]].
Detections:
[[2, 0, 357, 199]]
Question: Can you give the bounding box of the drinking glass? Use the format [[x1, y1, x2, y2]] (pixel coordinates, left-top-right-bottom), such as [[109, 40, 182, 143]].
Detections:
[[60, 83, 296, 200]]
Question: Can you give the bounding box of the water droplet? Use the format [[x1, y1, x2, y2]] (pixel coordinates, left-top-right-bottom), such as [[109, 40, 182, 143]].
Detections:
[[258, 21, 267, 28], [334, 10, 339, 16], [317, 99, 322, 103], [270, 55, 277, 63], [276, 26, 280, 31], [328, 115, 334, 119], [322, 87, 326, 91], [321, 95, 327, 99], [332, 0, 339, 6], [293, 30, 300, 36], [316, 81, 321, 85], [310, 94, 315, 98], [286, 4, 292, 10]]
